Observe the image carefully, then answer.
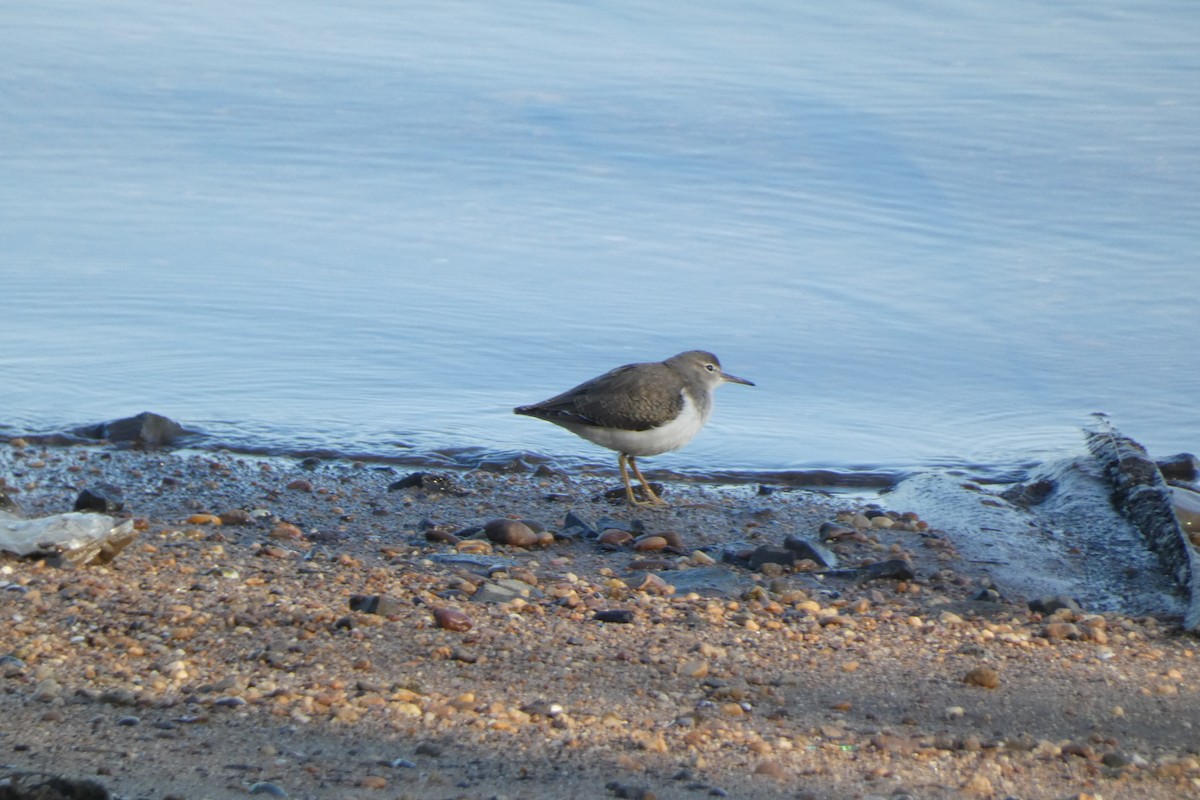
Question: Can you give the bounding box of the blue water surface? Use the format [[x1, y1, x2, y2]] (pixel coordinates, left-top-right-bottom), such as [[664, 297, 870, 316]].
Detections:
[[2, 1, 1197, 478]]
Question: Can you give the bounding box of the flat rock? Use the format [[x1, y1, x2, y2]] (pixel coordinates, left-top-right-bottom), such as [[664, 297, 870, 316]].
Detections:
[[783, 535, 838, 567], [659, 566, 750, 598]]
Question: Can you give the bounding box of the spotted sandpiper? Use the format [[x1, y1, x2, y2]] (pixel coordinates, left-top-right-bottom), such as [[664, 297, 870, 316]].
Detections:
[[514, 350, 754, 507]]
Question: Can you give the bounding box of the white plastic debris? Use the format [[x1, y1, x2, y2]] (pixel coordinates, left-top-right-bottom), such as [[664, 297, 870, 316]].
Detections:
[[0, 510, 136, 566]]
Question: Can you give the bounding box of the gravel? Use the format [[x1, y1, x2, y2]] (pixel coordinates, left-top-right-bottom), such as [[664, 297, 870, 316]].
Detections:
[[1, 441, 1199, 800]]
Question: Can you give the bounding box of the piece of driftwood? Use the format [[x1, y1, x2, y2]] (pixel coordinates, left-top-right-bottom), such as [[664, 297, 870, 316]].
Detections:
[[1086, 420, 1200, 631]]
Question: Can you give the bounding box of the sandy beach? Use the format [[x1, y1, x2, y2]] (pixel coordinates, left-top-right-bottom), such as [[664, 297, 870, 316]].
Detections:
[[2, 440, 1199, 800]]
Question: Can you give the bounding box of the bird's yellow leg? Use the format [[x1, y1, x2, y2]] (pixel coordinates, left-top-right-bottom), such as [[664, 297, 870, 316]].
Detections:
[[618, 454, 656, 507], [628, 455, 667, 506]]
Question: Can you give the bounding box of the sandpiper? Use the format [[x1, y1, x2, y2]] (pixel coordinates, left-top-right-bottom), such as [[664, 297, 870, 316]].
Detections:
[[514, 350, 754, 506]]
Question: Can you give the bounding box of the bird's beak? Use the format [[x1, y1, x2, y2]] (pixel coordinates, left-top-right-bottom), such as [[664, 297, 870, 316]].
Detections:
[[722, 371, 755, 387]]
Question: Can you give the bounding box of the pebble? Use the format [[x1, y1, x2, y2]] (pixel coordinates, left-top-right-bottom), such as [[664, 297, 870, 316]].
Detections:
[[414, 741, 443, 757], [387, 471, 465, 495], [472, 579, 540, 604], [249, 782, 289, 797], [270, 522, 304, 540], [598, 529, 634, 548], [217, 509, 251, 525], [433, 607, 472, 631], [520, 700, 564, 718], [1, 655, 27, 678], [471, 582, 522, 604], [658, 530, 683, 549], [633, 535, 668, 552], [454, 539, 493, 555], [423, 525, 461, 544], [818, 521, 856, 539], [349, 594, 405, 616], [1042, 621, 1081, 640], [98, 690, 137, 705], [605, 781, 656, 800], [963, 667, 1001, 689], [484, 519, 539, 548], [1029, 594, 1083, 614], [753, 760, 787, 780], [31, 680, 62, 702], [595, 609, 635, 624]]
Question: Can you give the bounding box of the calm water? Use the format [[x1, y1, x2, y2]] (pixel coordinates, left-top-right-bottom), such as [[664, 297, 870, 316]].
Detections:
[[2, 1, 1197, 480]]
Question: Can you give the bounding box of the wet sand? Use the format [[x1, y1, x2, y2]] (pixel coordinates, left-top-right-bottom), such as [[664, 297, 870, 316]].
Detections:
[[2, 441, 1199, 800]]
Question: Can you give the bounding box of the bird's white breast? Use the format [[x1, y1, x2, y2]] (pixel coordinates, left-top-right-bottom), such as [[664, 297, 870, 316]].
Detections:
[[571, 391, 708, 457]]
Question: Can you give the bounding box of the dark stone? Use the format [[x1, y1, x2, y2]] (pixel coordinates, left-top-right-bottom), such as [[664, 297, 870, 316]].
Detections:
[[349, 594, 406, 616], [473, 455, 529, 473], [605, 782, 656, 800], [560, 511, 598, 539], [596, 516, 644, 533], [387, 472, 465, 496], [748, 546, 796, 570], [1029, 594, 1083, 615], [627, 559, 676, 572], [423, 526, 460, 545], [414, 741, 443, 757], [602, 483, 664, 504], [1158, 452, 1200, 482], [1000, 478, 1057, 508], [817, 521, 856, 539], [74, 411, 187, 447], [594, 609, 636, 624], [299, 457, 322, 470], [972, 587, 1006, 603], [867, 559, 915, 580], [782, 536, 839, 567], [0, 773, 111, 799], [858, 559, 916, 581], [721, 543, 757, 566], [74, 485, 125, 513]]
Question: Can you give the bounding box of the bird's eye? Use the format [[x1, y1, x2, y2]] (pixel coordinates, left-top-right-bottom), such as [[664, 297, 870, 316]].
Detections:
[[705, 363, 716, 372]]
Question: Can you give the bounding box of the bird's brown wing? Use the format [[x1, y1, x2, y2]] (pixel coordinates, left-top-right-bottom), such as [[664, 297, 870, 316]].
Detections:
[[514, 363, 683, 432]]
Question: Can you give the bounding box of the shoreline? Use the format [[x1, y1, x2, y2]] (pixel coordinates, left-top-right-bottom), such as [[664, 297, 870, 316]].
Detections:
[[0, 412, 1028, 492], [2, 441, 1199, 799]]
